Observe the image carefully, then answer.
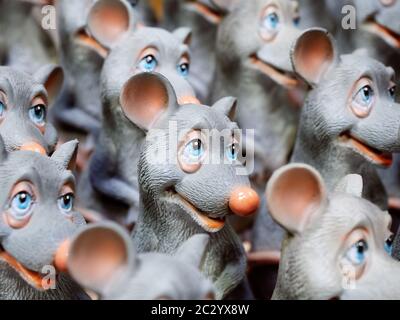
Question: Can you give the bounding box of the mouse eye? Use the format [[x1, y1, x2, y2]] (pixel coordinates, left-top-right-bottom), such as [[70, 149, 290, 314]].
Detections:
[[389, 85, 396, 101], [385, 234, 394, 255], [29, 104, 46, 126], [10, 191, 33, 219], [293, 16, 300, 26], [178, 131, 207, 173], [139, 54, 158, 72], [184, 138, 204, 161], [350, 78, 375, 118], [260, 5, 281, 41], [177, 63, 190, 77], [58, 193, 74, 215], [344, 239, 368, 266], [226, 142, 239, 161]]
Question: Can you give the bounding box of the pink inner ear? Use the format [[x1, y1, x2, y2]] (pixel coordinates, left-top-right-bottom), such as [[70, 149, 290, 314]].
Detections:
[[44, 68, 63, 104], [293, 30, 334, 84], [68, 228, 128, 288], [121, 76, 169, 129], [268, 167, 323, 233], [88, 0, 130, 45]]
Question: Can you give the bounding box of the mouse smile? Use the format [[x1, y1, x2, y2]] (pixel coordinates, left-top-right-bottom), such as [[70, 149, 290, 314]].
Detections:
[[249, 54, 299, 88], [0, 247, 53, 291], [339, 132, 393, 167], [362, 17, 400, 48], [164, 187, 226, 233]]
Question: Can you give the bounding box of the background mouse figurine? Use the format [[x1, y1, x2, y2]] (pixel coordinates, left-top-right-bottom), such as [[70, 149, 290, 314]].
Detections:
[[0, 0, 57, 73], [77, 0, 197, 225], [211, 0, 305, 190], [267, 163, 400, 299], [131, 72, 259, 299], [0, 138, 89, 300], [289, 30, 399, 210], [67, 221, 215, 300], [0, 65, 63, 155]]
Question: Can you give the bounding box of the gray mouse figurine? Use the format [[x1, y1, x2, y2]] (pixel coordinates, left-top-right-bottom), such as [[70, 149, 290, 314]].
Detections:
[[77, 0, 197, 225], [67, 221, 216, 300], [0, 65, 63, 155], [131, 72, 259, 299], [267, 163, 399, 299], [0, 138, 89, 300]]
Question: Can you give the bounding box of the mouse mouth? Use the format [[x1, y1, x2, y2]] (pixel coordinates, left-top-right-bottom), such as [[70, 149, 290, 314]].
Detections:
[[362, 17, 400, 48], [249, 54, 299, 88], [187, 2, 222, 24], [339, 132, 393, 167], [0, 247, 53, 291], [164, 187, 226, 233]]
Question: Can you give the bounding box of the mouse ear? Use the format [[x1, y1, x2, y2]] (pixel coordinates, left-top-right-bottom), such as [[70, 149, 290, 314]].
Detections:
[[51, 140, 78, 171], [120, 72, 178, 130], [291, 28, 337, 87], [334, 174, 363, 198], [175, 234, 209, 269], [34, 64, 64, 107], [173, 27, 192, 45], [266, 163, 327, 235], [67, 222, 136, 294], [86, 0, 134, 49], [212, 97, 237, 121]]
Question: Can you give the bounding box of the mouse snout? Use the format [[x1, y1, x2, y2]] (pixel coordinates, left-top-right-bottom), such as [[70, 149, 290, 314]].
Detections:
[[20, 141, 47, 155], [228, 186, 260, 217], [54, 239, 71, 273]]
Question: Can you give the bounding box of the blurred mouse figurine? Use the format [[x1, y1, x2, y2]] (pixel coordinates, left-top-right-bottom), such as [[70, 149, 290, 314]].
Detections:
[[77, 0, 197, 225], [0, 65, 63, 155], [0, 138, 89, 300], [267, 163, 399, 300], [131, 72, 259, 299], [290, 30, 399, 209], [212, 0, 306, 189], [67, 222, 215, 300]]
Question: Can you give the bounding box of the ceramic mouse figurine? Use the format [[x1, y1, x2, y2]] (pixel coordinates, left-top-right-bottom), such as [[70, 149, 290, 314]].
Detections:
[[291, 29, 399, 210], [267, 163, 400, 299], [0, 0, 56, 73], [211, 0, 306, 190], [67, 221, 215, 300], [0, 138, 89, 299], [77, 0, 197, 225], [0, 65, 63, 155], [131, 72, 259, 299]]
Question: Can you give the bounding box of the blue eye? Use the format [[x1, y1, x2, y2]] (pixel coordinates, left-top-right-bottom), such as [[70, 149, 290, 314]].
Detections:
[[183, 138, 204, 162], [58, 193, 74, 214], [177, 63, 189, 77], [385, 234, 394, 255], [11, 191, 33, 218], [345, 239, 368, 266], [355, 85, 374, 106], [0, 101, 5, 117], [389, 86, 396, 101], [226, 143, 239, 161], [263, 11, 280, 31], [29, 104, 46, 126], [139, 54, 158, 72], [293, 16, 300, 26]]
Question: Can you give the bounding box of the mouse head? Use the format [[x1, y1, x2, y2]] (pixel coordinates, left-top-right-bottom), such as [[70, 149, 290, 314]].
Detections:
[[67, 221, 215, 299], [81, 0, 196, 105], [268, 163, 400, 299], [0, 138, 85, 290], [0, 65, 63, 155], [353, 0, 400, 49], [215, 0, 307, 88], [291, 29, 400, 167], [120, 72, 259, 233]]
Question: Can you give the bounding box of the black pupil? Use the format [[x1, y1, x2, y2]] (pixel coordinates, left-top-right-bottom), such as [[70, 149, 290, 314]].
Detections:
[[192, 139, 201, 150], [34, 105, 45, 118], [387, 235, 394, 245], [363, 86, 371, 98], [63, 194, 72, 205], [356, 240, 366, 253], [231, 144, 236, 156], [390, 87, 396, 96], [181, 64, 188, 72], [146, 55, 154, 63], [19, 192, 28, 203]]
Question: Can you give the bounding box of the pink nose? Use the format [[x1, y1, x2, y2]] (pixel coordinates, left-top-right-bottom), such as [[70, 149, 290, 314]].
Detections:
[[229, 186, 260, 217]]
